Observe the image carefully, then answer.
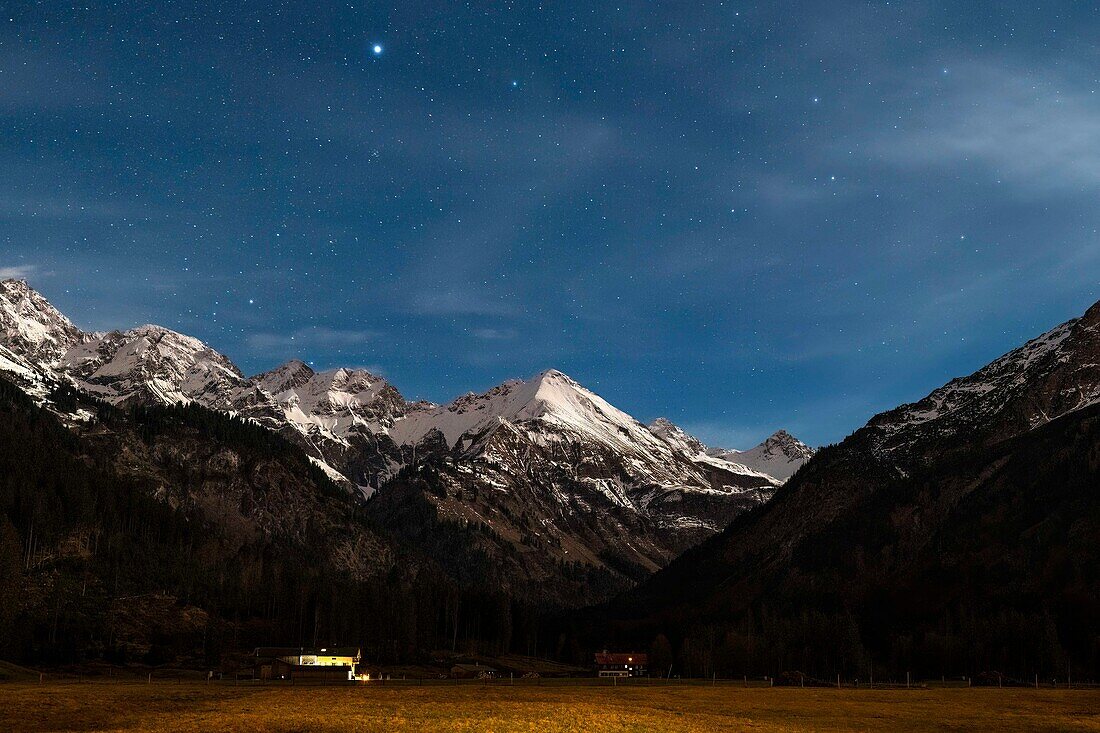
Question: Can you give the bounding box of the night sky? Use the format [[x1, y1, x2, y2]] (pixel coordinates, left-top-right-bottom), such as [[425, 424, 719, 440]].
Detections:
[[2, 2, 1098, 448]]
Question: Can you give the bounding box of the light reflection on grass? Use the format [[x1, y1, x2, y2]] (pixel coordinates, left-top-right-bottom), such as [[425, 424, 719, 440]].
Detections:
[[0, 681, 1097, 732]]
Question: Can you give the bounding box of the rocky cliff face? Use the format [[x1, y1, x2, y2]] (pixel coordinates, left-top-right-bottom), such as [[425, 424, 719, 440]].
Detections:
[[0, 279, 84, 364]]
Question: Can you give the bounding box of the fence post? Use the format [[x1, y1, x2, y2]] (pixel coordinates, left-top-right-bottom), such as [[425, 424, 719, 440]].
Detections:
[[837, 673, 841, 689]]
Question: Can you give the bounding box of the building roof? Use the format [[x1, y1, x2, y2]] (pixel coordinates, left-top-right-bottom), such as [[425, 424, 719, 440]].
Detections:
[[594, 652, 647, 665]]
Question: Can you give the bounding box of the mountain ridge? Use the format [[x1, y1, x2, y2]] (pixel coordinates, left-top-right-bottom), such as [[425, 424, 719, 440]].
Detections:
[[583, 296, 1100, 680], [0, 278, 794, 601]]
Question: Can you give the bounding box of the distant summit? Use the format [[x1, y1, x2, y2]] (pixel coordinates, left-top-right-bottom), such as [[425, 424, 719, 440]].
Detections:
[[706, 429, 816, 483], [648, 418, 814, 484]]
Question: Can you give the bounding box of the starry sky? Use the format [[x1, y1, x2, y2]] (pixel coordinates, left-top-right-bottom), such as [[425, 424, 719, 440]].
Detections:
[[2, 2, 1098, 448]]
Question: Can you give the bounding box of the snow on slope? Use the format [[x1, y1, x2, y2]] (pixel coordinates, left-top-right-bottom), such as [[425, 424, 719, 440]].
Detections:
[[649, 418, 811, 484], [59, 324, 264, 409], [0, 279, 83, 364], [0, 280, 781, 507], [707, 430, 815, 483], [388, 371, 780, 505], [648, 417, 707, 455], [648, 417, 788, 482], [254, 360, 409, 444], [0, 281, 367, 494], [393, 369, 683, 460], [865, 299, 1100, 457], [0, 342, 54, 400]]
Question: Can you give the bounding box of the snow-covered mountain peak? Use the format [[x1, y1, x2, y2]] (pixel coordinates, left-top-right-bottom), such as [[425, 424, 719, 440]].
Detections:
[[256, 362, 408, 441], [253, 359, 316, 395], [704, 429, 815, 483], [0, 283, 788, 575], [523, 369, 624, 420], [647, 417, 811, 484], [758, 429, 812, 456], [648, 417, 707, 456], [317, 366, 387, 394], [0, 279, 83, 364], [59, 324, 251, 407], [391, 368, 659, 451]]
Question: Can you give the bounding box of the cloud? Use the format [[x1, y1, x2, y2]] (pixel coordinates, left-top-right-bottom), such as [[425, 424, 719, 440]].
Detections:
[[245, 326, 378, 352], [872, 59, 1100, 193], [470, 327, 517, 340], [0, 264, 37, 279]]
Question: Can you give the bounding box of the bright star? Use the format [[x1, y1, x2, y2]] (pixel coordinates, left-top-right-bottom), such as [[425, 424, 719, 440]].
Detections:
[[372, 44, 383, 55]]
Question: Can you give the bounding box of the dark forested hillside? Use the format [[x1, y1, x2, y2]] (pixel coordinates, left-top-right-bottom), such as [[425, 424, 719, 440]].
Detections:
[[0, 377, 550, 668], [576, 401, 1100, 681]]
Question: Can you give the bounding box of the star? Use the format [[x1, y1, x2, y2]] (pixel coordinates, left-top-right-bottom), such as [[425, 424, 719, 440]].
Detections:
[[372, 44, 383, 56]]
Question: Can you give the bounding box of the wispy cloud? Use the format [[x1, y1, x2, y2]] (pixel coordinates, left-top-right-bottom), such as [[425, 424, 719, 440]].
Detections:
[[246, 326, 378, 352], [470, 327, 517, 341], [0, 264, 37, 279], [873, 59, 1100, 193]]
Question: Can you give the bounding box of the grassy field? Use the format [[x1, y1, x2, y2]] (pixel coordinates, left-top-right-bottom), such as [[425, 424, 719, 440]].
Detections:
[[0, 681, 1098, 732]]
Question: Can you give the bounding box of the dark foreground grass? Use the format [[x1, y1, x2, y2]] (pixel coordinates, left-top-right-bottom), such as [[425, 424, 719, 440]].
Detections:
[[0, 681, 1098, 732]]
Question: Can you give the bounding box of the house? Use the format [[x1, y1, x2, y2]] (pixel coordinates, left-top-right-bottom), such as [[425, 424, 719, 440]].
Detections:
[[450, 663, 498, 679], [595, 651, 647, 678], [254, 647, 361, 681]]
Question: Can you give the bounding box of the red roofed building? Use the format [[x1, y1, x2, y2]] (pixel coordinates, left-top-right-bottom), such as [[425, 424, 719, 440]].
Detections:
[[594, 651, 648, 677]]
